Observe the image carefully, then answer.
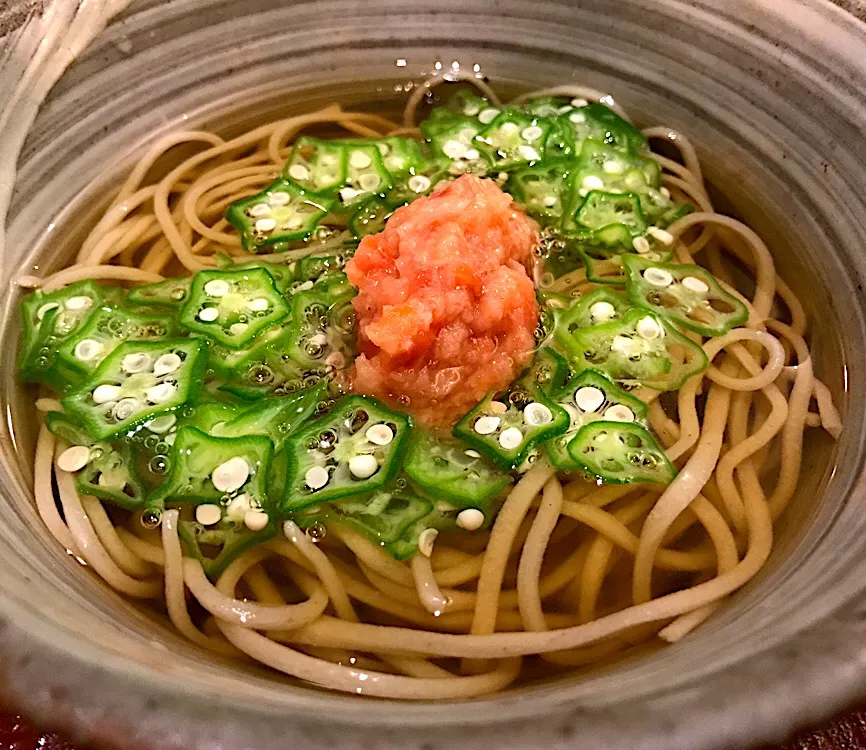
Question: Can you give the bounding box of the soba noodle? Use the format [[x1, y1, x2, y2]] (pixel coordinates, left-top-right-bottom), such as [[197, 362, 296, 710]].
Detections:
[[21, 77, 842, 699]]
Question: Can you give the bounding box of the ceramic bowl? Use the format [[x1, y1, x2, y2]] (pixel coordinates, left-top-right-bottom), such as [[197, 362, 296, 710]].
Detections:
[[2, 1, 866, 748]]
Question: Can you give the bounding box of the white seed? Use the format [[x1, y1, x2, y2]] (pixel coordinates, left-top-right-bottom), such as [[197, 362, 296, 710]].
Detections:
[[339, 186, 364, 202], [204, 279, 231, 297], [365, 424, 394, 446], [499, 427, 523, 450], [226, 493, 253, 521], [442, 140, 467, 159], [543, 196, 558, 207], [660, 186, 672, 199], [348, 454, 379, 479], [145, 413, 176, 434], [196, 504, 222, 526], [358, 173, 381, 192], [244, 510, 270, 531], [517, 145, 541, 161], [92, 384, 122, 404], [643, 268, 673, 287], [268, 191, 291, 206], [612, 334, 635, 352], [456, 508, 485, 531], [153, 352, 182, 376], [408, 175, 431, 194], [636, 315, 662, 339], [212, 456, 250, 493], [145, 382, 176, 404], [603, 160, 625, 174], [605, 404, 635, 423], [489, 401, 507, 415], [230, 322, 249, 336], [36, 302, 59, 321], [575, 386, 605, 413], [589, 301, 616, 322], [121, 351, 152, 374], [197, 307, 219, 322], [632, 236, 651, 254], [521, 125, 544, 142], [57, 445, 91, 473], [74, 339, 103, 362], [464, 148, 480, 160], [65, 296, 93, 311], [463, 103, 480, 116], [165, 432, 177, 446], [295, 280, 314, 292], [465, 449, 481, 458], [255, 218, 277, 232], [570, 97, 589, 107], [350, 150, 372, 169], [499, 122, 520, 137], [578, 188, 589, 198], [478, 108, 500, 124], [682, 276, 710, 294], [246, 297, 270, 312], [418, 528, 439, 557], [474, 416, 501, 435], [524, 402, 553, 427], [305, 465, 330, 490], [112, 397, 141, 421], [569, 112, 588, 125], [98, 468, 127, 489], [288, 164, 310, 181], [249, 203, 271, 218], [581, 175, 605, 191], [647, 226, 675, 245]]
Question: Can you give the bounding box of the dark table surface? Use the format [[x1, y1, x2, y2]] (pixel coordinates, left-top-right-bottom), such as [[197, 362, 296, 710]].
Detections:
[[2, 708, 866, 750]]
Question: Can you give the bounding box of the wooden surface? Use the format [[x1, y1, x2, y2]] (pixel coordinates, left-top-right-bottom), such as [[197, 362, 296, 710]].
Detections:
[[2, 709, 866, 749]]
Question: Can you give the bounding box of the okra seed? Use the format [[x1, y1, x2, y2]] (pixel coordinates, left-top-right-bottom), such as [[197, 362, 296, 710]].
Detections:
[[145, 382, 176, 404], [212, 456, 250, 493], [442, 140, 467, 160], [464, 148, 480, 160], [637, 316, 662, 339], [632, 236, 651, 254], [358, 173, 381, 192], [465, 449, 481, 458], [660, 187, 672, 199], [348, 454, 379, 479], [339, 186, 364, 203], [569, 111, 587, 124], [267, 191, 291, 206], [249, 203, 271, 218], [204, 279, 231, 297], [145, 413, 176, 434], [349, 151, 372, 169], [98, 468, 127, 489], [517, 145, 541, 162], [57, 445, 91, 473], [230, 322, 249, 336], [36, 302, 60, 321], [643, 268, 674, 287], [581, 175, 605, 191], [305, 465, 330, 490], [195, 504, 222, 526], [226, 493, 252, 521], [65, 296, 93, 311], [418, 528, 439, 557], [254, 218, 277, 233], [456, 508, 485, 531], [575, 386, 605, 413], [74, 339, 103, 362], [197, 307, 219, 322], [365, 424, 394, 446], [408, 175, 431, 194], [589, 301, 616, 322], [524, 402, 553, 427], [478, 108, 500, 124], [543, 196, 558, 207], [474, 416, 501, 435], [571, 97, 589, 107], [170, 288, 187, 301], [499, 427, 524, 450], [121, 351, 153, 374], [288, 164, 310, 181], [647, 226, 675, 245], [244, 510, 269, 531], [489, 401, 507, 415], [521, 125, 543, 142], [605, 404, 635, 423], [682, 276, 710, 294], [112, 398, 141, 421], [603, 160, 625, 174], [92, 384, 122, 404], [154, 352, 182, 376]]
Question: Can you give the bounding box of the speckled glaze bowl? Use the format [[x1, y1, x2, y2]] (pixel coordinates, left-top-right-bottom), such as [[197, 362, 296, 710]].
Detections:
[[2, 1, 866, 748]]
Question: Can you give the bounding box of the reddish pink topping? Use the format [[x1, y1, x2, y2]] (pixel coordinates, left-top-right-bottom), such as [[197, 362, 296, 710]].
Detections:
[[346, 174, 540, 427]]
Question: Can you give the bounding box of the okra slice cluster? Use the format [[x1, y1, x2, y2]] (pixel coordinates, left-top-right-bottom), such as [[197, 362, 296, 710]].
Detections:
[[567, 421, 676, 484]]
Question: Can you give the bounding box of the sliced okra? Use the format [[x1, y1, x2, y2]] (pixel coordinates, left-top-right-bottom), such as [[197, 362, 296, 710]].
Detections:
[[178, 518, 276, 580], [282, 287, 357, 371], [336, 143, 394, 209], [553, 287, 631, 348], [622, 255, 748, 337], [475, 111, 552, 169], [348, 196, 391, 238], [284, 136, 348, 194], [513, 347, 570, 395], [126, 277, 191, 308], [573, 190, 648, 247], [508, 162, 572, 221], [420, 116, 488, 174]]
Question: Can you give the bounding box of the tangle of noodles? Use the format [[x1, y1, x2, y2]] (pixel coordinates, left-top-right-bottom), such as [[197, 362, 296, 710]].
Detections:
[[20, 77, 843, 699]]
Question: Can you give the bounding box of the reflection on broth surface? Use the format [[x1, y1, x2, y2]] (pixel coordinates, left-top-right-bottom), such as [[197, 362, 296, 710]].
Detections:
[[9, 77, 842, 698]]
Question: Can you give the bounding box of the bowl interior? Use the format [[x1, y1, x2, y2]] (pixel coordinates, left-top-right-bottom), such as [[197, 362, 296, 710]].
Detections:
[[2, 2, 866, 749]]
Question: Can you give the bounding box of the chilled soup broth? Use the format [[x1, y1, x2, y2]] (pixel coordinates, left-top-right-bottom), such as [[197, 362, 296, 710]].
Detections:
[[9, 77, 843, 698]]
